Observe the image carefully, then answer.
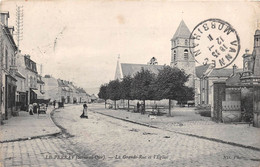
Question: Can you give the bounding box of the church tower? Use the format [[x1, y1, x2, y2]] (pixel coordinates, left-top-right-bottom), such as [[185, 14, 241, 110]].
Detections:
[[170, 20, 195, 88]]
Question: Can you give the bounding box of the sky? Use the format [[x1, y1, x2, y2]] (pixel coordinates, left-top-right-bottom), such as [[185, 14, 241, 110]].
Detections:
[[1, 0, 260, 94]]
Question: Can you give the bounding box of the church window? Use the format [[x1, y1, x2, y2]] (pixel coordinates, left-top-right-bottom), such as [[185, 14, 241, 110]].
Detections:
[[174, 50, 176, 61], [185, 39, 188, 46], [184, 49, 188, 60]]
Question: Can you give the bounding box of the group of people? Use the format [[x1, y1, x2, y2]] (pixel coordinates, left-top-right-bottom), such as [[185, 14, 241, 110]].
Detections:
[[28, 102, 48, 115], [53, 100, 64, 109]]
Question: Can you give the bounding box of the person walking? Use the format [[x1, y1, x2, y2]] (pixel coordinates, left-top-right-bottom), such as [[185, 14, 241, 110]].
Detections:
[[29, 104, 33, 115], [137, 102, 140, 113], [80, 103, 88, 119]]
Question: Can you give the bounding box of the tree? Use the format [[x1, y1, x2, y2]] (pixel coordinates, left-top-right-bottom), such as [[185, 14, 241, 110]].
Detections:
[[107, 79, 121, 110], [156, 66, 194, 116], [98, 84, 109, 108], [121, 75, 133, 111], [131, 68, 156, 111]]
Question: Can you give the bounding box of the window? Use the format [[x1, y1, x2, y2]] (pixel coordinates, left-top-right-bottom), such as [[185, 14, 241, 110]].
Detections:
[[5, 48, 8, 69], [30, 76, 33, 87], [184, 49, 188, 60], [185, 39, 188, 46], [173, 50, 176, 61]]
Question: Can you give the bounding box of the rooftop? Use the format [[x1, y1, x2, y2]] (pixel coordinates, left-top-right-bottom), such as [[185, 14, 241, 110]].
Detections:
[[121, 63, 164, 77], [195, 64, 210, 78], [171, 20, 191, 40]]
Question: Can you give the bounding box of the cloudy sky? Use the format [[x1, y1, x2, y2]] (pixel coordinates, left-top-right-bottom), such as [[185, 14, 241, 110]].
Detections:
[[1, 0, 260, 94]]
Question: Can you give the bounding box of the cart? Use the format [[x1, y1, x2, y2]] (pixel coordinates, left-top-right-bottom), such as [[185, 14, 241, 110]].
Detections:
[[38, 103, 47, 114], [35, 99, 50, 115]]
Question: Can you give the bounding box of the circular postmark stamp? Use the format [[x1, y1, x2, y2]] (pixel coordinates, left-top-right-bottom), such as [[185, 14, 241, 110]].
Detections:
[[189, 18, 240, 69]]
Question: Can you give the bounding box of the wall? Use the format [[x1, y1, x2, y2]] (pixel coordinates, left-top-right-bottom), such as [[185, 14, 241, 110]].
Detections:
[[42, 76, 60, 101], [1, 26, 17, 120], [0, 24, 3, 122]]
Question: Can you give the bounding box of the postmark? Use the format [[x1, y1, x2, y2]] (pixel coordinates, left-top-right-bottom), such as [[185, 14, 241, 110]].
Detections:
[[189, 18, 240, 69]]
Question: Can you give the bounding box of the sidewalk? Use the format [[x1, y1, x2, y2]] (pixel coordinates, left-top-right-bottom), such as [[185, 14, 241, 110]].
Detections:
[[89, 103, 260, 150], [0, 107, 60, 142]]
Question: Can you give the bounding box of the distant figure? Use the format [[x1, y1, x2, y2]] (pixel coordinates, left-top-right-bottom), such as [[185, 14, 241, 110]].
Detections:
[[29, 104, 33, 115], [53, 100, 56, 109], [80, 103, 88, 119], [140, 103, 145, 115], [137, 102, 140, 113]]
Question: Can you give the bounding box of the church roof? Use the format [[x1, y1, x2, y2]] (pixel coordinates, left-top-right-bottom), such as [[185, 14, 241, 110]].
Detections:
[[208, 68, 234, 77], [255, 29, 260, 35], [171, 20, 191, 40], [195, 64, 210, 78], [226, 72, 242, 86], [121, 63, 164, 77]]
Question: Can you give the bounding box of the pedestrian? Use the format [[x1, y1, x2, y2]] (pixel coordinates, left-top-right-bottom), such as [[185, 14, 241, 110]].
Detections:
[[53, 100, 56, 109], [80, 103, 88, 119], [29, 104, 33, 115], [137, 102, 140, 113], [141, 103, 145, 115]]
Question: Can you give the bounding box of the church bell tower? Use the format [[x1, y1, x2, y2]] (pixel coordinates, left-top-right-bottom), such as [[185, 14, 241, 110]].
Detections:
[[170, 20, 195, 88]]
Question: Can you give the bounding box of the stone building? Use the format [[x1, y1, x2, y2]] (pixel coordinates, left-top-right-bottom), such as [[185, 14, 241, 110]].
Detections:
[[170, 20, 195, 88], [42, 75, 60, 102], [16, 53, 42, 105]]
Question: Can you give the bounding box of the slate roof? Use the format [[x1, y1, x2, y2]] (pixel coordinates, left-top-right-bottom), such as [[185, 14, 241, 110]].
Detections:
[[77, 88, 86, 93], [208, 68, 234, 77], [256, 29, 260, 35], [37, 79, 45, 84], [171, 20, 191, 40], [121, 63, 164, 77], [226, 72, 242, 86], [195, 64, 210, 78]]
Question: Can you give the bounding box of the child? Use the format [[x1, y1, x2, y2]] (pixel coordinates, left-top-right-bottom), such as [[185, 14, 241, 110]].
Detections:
[[80, 103, 88, 119]]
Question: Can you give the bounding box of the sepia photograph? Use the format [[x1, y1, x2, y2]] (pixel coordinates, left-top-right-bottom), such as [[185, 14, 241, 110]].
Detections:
[[0, 0, 260, 166]]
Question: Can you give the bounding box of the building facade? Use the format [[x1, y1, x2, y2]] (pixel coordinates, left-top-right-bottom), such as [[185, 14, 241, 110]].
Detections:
[[0, 12, 18, 120], [16, 53, 40, 106]]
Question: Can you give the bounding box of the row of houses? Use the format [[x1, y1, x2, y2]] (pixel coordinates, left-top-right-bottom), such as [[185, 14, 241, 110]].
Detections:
[[42, 75, 94, 104], [0, 12, 93, 123]]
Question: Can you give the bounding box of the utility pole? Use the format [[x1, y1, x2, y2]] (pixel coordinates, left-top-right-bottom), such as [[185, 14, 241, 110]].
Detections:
[[15, 5, 23, 49]]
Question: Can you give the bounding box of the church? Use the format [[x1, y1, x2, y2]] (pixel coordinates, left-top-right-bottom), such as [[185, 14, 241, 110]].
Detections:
[[114, 20, 234, 106]]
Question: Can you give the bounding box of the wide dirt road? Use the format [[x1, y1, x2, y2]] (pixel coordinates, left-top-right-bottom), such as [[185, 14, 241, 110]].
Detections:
[[51, 104, 260, 167]]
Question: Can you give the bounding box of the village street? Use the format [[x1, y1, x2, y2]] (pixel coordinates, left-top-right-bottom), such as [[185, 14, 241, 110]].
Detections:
[[50, 105, 260, 167], [0, 104, 260, 167]]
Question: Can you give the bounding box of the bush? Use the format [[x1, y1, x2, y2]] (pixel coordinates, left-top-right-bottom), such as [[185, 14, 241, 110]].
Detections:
[[198, 110, 211, 117], [196, 104, 211, 117]]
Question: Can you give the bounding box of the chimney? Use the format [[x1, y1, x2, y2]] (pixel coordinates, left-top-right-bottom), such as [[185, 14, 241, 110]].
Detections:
[[0, 12, 9, 26], [25, 55, 30, 59], [8, 26, 14, 35]]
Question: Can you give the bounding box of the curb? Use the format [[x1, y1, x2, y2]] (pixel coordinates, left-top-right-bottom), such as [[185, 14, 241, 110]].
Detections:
[[50, 107, 74, 138], [90, 108, 260, 152], [0, 108, 62, 144]]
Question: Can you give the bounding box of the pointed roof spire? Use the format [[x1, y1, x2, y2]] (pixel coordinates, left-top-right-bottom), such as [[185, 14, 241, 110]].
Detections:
[[171, 20, 191, 40], [115, 54, 122, 80]]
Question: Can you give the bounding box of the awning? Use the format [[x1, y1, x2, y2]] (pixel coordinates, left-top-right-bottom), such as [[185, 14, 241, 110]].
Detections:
[[32, 89, 45, 99]]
